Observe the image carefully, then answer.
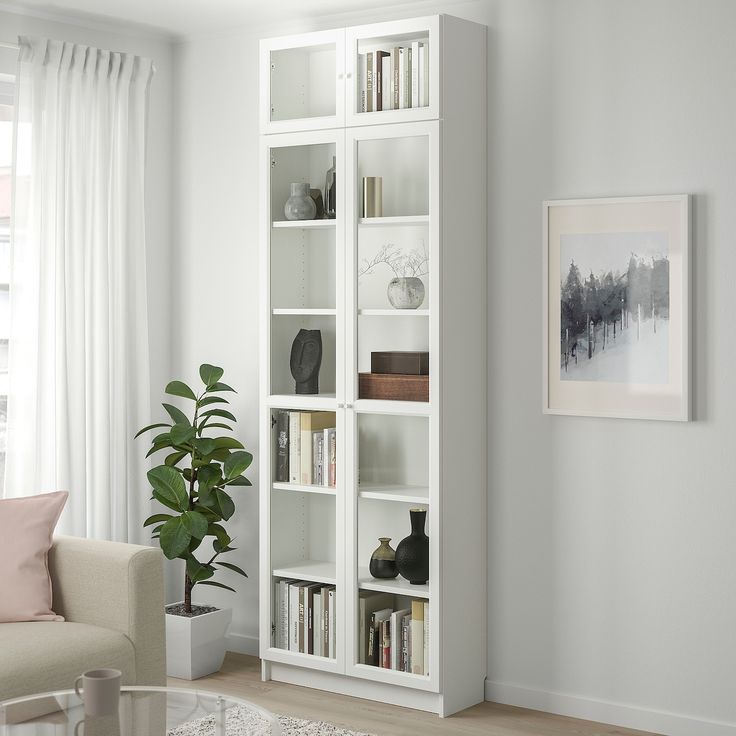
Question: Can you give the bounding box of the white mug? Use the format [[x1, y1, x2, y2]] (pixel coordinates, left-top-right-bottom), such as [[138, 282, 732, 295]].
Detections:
[[74, 668, 122, 717]]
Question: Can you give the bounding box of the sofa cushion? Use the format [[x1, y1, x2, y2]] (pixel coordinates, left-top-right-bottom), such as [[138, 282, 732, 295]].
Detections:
[[0, 491, 68, 623], [0, 622, 136, 701]]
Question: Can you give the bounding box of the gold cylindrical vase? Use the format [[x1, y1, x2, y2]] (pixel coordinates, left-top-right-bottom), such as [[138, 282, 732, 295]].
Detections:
[[362, 176, 383, 218]]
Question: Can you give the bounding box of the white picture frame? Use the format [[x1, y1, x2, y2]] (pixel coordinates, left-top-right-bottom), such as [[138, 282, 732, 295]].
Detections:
[[543, 195, 690, 421]]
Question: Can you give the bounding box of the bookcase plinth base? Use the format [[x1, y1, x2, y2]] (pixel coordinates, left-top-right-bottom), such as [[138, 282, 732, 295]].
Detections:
[[266, 661, 452, 715]]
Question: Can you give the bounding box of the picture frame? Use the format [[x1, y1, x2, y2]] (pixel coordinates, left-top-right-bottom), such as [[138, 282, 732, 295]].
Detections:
[[543, 195, 690, 421]]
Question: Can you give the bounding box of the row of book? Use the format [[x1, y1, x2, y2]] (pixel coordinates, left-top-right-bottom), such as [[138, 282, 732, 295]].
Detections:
[[358, 42, 429, 113], [359, 592, 429, 675], [273, 578, 337, 658], [274, 410, 336, 486]]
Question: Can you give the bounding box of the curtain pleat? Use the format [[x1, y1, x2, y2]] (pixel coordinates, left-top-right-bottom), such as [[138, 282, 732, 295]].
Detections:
[[5, 37, 154, 542]]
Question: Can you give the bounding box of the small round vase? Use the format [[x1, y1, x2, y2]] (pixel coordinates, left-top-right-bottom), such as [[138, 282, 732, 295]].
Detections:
[[395, 508, 429, 585], [369, 537, 398, 579], [284, 182, 317, 221], [387, 277, 425, 309]]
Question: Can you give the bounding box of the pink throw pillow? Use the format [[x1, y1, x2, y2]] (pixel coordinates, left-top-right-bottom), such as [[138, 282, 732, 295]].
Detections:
[[0, 491, 68, 622]]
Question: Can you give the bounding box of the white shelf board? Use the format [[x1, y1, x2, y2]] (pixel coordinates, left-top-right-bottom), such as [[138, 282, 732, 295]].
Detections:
[[358, 309, 429, 317], [353, 399, 430, 416], [358, 567, 429, 598], [273, 560, 337, 585], [352, 663, 431, 685], [272, 220, 336, 229], [272, 308, 337, 316], [267, 394, 338, 411], [358, 215, 429, 227], [273, 482, 337, 496], [358, 484, 429, 504], [265, 647, 337, 667]]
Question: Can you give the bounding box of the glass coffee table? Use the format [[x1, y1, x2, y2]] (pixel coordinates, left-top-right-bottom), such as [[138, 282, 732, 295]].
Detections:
[[0, 686, 281, 735]]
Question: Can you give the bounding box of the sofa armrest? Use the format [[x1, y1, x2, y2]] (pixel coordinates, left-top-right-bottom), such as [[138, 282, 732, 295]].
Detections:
[[48, 535, 166, 686]]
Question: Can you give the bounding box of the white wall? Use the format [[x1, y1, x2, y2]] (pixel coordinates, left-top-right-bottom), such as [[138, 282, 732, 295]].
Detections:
[[0, 6, 174, 485], [173, 1, 736, 734]]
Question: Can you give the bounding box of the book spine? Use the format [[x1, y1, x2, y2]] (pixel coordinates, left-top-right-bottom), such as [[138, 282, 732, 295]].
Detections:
[[322, 587, 330, 657], [398, 48, 407, 109], [402, 615, 410, 672], [359, 54, 367, 113], [300, 414, 312, 485], [312, 432, 320, 487], [411, 599, 424, 674], [288, 412, 300, 483], [298, 585, 305, 653], [329, 429, 337, 487], [411, 41, 420, 108], [405, 48, 412, 108], [272, 579, 279, 648], [307, 586, 315, 655], [366, 51, 373, 113], [373, 51, 381, 112], [280, 581, 290, 649], [275, 410, 289, 483], [314, 592, 322, 657], [381, 620, 391, 668], [420, 42, 429, 107], [391, 48, 400, 109], [423, 601, 429, 675], [289, 583, 300, 652], [390, 612, 400, 670], [328, 588, 336, 659], [382, 54, 391, 112]]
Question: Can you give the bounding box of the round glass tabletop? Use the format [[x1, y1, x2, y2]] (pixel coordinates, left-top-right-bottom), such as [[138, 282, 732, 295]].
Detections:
[[0, 685, 281, 735]]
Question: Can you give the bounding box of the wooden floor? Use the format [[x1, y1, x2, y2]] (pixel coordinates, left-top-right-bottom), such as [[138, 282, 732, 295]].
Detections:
[[168, 653, 659, 736]]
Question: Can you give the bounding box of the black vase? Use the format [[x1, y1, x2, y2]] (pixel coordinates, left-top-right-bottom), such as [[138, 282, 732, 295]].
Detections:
[[395, 508, 429, 585], [369, 537, 398, 579]]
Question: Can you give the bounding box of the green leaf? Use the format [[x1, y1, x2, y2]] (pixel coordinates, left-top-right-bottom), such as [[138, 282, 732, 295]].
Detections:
[[181, 510, 208, 540], [199, 364, 224, 388], [224, 450, 253, 480], [165, 381, 197, 401], [200, 408, 237, 423], [186, 556, 215, 583], [198, 580, 236, 593], [198, 396, 229, 408], [226, 474, 252, 487], [134, 422, 171, 439], [152, 431, 172, 445], [207, 523, 231, 549], [200, 488, 235, 521], [159, 517, 192, 559], [213, 437, 244, 450], [208, 382, 236, 393], [192, 437, 217, 456], [162, 403, 191, 426], [170, 423, 196, 447], [165, 450, 188, 467], [217, 561, 248, 578], [146, 442, 170, 458], [152, 489, 180, 513], [143, 513, 173, 527], [147, 465, 189, 511], [203, 423, 234, 432], [197, 465, 222, 493]]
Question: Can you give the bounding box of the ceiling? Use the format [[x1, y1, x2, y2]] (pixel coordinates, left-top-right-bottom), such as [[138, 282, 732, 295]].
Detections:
[[1, 0, 446, 38]]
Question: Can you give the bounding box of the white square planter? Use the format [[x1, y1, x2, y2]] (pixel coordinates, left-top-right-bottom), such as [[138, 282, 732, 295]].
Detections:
[[165, 603, 232, 680]]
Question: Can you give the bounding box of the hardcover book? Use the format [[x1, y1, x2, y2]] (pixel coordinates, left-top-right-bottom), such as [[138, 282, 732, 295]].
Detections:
[[410, 599, 424, 674], [288, 411, 300, 483], [275, 410, 289, 482], [374, 50, 389, 110], [390, 608, 410, 670], [300, 412, 336, 484], [391, 48, 400, 109], [358, 591, 393, 664], [366, 51, 373, 113]]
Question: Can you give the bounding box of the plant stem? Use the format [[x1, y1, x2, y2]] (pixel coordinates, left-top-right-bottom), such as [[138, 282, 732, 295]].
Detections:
[[184, 397, 201, 612], [184, 574, 193, 613]]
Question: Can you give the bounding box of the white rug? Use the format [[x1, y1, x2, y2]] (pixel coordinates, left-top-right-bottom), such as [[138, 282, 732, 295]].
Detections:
[[167, 704, 376, 736]]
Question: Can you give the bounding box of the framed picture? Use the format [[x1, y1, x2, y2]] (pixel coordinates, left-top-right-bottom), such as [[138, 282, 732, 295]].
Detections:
[[543, 195, 690, 421]]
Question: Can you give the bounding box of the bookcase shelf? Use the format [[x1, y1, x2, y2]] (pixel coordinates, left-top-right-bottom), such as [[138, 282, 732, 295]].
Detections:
[[273, 560, 337, 585], [273, 482, 337, 496], [357, 568, 429, 599], [272, 220, 336, 229], [260, 14, 486, 717]]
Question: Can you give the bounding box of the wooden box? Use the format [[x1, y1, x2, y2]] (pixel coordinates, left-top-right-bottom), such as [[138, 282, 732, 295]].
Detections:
[[370, 351, 429, 375], [358, 373, 429, 402]]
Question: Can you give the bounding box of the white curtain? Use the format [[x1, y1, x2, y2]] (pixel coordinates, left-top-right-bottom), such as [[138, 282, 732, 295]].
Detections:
[[5, 37, 154, 542]]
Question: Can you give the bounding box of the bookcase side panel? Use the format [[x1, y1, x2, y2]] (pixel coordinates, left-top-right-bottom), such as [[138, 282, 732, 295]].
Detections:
[[438, 16, 488, 716]]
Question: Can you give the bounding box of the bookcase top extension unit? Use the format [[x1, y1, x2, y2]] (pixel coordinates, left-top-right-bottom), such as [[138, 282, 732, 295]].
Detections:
[[259, 14, 487, 717]]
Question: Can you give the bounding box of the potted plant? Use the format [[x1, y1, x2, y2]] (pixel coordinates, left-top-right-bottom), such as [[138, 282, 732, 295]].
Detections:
[[357, 241, 429, 309], [135, 363, 252, 679]]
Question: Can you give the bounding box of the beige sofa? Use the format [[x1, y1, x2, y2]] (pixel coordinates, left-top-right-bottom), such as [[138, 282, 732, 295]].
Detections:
[[0, 536, 166, 701]]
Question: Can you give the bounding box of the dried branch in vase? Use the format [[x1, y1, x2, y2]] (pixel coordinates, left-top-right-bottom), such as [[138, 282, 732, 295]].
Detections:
[[357, 241, 429, 280]]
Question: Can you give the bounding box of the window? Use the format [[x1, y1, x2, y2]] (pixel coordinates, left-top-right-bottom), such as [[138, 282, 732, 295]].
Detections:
[[0, 73, 14, 493]]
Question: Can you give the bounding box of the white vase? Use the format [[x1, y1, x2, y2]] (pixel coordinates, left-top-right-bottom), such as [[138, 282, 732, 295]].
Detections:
[[165, 604, 232, 680], [387, 277, 425, 309]]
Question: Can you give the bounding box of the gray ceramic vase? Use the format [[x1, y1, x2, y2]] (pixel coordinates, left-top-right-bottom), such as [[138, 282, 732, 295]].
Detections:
[[284, 182, 317, 221], [387, 277, 425, 309]]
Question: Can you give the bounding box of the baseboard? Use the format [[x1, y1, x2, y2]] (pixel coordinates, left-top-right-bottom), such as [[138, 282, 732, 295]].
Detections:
[[225, 632, 259, 656], [485, 680, 736, 736]]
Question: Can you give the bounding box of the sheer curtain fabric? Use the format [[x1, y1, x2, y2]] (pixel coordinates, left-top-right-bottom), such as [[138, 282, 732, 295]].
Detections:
[[5, 37, 154, 542]]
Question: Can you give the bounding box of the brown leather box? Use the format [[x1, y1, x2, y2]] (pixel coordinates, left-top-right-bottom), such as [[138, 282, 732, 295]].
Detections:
[[358, 373, 429, 402]]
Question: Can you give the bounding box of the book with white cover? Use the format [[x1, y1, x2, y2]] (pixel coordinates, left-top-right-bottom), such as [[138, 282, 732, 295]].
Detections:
[[420, 42, 429, 107], [313, 590, 322, 657], [288, 581, 301, 652], [288, 412, 300, 483], [423, 600, 429, 675], [359, 53, 367, 112], [398, 48, 408, 109], [390, 608, 410, 670], [390, 48, 400, 109], [411, 41, 420, 108], [410, 599, 424, 674], [381, 55, 391, 112], [328, 587, 336, 658]]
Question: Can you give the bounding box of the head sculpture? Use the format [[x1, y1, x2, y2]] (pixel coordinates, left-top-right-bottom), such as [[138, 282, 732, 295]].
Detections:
[[290, 329, 322, 395]]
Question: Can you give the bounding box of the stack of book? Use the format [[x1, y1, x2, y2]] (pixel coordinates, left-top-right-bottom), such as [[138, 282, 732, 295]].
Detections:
[[358, 592, 429, 675], [273, 578, 337, 658], [358, 41, 429, 113], [274, 410, 336, 486]]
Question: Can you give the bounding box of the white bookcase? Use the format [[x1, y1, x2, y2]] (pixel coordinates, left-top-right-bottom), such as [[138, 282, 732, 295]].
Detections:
[[259, 15, 487, 716]]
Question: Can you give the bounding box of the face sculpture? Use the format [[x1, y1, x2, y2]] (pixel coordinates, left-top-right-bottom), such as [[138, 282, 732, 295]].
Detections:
[[290, 329, 322, 395]]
